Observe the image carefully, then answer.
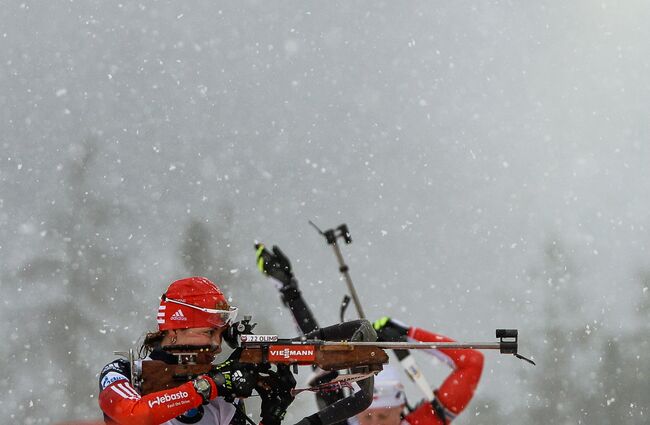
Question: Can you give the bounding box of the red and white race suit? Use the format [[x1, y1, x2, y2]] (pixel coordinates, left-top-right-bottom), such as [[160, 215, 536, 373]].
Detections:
[[401, 327, 484, 425], [98, 357, 236, 425]]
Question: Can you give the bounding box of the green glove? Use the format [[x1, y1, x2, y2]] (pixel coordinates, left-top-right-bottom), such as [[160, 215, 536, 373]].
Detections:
[[209, 359, 256, 401], [255, 243, 294, 287], [373, 316, 409, 342]]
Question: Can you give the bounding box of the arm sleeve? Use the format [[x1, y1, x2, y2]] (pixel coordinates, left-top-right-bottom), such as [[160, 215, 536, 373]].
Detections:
[[279, 278, 319, 335], [407, 328, 484, 417], [98, 360, 205, 425]]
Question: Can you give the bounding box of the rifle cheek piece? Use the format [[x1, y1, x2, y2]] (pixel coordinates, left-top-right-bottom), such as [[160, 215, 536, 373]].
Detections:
[[277, 319, 381, 425], [303, 319, 378, 425], [301, 320, 376, 342]]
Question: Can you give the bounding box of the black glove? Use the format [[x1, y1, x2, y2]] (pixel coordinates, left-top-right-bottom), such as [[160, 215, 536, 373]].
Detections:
[[373, 316, 409, 342], [256, 243, 294, 287], [257, 365, 296, 425], [209, 358, 257, 401]]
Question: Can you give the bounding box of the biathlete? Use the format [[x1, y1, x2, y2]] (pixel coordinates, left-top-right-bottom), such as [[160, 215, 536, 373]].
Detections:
[[256, 244, 484, 425], [98, 276, 295, 425]]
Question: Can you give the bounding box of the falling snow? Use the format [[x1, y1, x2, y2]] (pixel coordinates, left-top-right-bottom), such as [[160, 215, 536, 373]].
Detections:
[[2, 2, 650, 425]]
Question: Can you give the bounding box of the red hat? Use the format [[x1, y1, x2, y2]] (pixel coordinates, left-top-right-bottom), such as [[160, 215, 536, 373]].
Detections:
[[157, 276, 238, 331]]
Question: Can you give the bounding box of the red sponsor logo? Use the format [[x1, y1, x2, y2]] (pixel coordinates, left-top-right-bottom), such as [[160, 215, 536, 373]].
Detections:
[[147, 390, 190, 408], [268, 345, 316, 362]]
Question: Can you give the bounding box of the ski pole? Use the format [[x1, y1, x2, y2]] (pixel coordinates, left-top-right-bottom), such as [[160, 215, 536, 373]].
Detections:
[[309, 222, 365, 319], [309, 221, 437, 400]]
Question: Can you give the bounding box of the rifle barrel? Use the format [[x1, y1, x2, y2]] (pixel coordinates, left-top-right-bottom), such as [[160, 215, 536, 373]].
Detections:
[[320, 341, 503, 350], [240, 338, 505, 351]]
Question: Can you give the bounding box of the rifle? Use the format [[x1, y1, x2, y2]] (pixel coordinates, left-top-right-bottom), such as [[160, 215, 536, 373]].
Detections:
[[125, 319, 532, 397], [135, 318, 385, 396], [137, 339, 388, 396]]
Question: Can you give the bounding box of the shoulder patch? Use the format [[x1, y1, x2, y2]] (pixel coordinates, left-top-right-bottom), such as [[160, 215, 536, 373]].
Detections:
[[99, 359, 131, 391], [100, 371, 128, 390]]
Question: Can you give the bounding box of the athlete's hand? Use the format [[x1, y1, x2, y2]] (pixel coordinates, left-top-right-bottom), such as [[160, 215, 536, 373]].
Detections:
[[255, 243, 294, 287], [209, 359, 256, 401], [373, 316, 409, 342], [257, 365, 296, 425]]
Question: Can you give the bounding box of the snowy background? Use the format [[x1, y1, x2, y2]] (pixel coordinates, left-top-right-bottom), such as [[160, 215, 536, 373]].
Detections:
[[1, 1, 649, 424]]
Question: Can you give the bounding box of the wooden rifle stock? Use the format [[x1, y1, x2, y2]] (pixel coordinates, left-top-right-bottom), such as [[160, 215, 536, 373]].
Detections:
[[238, 344, 388, 371], [139, 343, 388, 395], [140, 361, 212, 395]]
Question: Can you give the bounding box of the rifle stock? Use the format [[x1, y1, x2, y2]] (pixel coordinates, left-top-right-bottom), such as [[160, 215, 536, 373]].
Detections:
[[140, 361, 212, 395], [239, 344, 388, 371], [135, 326, 531, 395], [139, 343, 388, 395]]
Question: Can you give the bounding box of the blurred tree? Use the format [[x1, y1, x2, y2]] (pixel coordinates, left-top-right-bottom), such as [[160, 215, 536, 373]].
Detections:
[[560, 270, 650, 425], [178, 208, 274, 324], [524, 238, 588, 425], [179, 207, 243, 297], [181, 218, 215, 276], [6, 139, 141, 422], [637, 271, 650, 319], [595, 336, 626, 424], [624, 271, 650, 421]]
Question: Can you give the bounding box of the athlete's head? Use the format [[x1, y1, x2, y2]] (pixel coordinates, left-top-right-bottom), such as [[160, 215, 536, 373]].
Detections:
[[356, 366, 406, 425], [156, 276, 237, 354]]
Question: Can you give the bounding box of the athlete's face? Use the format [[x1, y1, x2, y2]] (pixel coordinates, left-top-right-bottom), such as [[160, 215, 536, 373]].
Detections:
[[356, 406, 403, 425], [174, 326, 226, 353]]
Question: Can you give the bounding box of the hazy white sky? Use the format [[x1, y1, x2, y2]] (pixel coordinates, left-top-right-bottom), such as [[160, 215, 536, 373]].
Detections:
[[1, 1, 649, 422]]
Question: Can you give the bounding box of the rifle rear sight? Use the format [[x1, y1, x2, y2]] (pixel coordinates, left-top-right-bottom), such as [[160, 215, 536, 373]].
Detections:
[[224, 315, 257, 349], [495, 329, 535, 365]]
